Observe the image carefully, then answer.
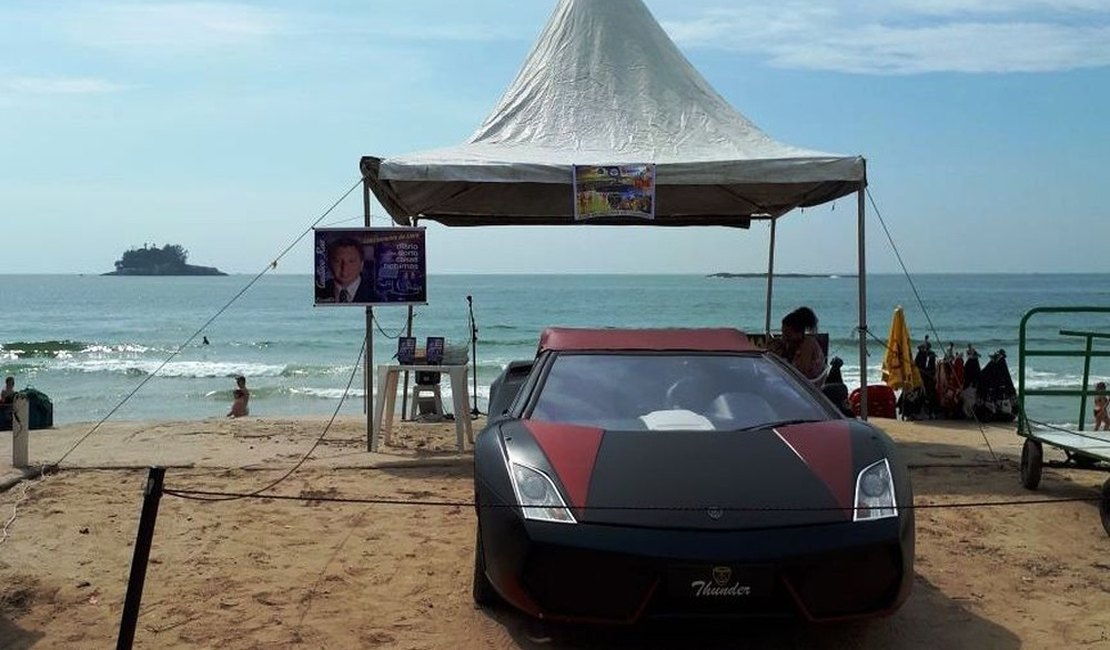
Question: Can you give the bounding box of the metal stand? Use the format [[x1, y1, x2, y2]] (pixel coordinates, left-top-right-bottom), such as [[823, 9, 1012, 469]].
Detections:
[[467, 295, 480, 417]]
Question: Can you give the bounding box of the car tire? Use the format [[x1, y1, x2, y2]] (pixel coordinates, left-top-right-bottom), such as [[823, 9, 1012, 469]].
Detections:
[[472, 525, 499, 607], [1020, 438, 1043, 490]]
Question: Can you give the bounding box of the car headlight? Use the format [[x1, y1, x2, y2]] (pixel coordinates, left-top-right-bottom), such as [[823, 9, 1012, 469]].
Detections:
[[509, 463, 576, 524], [854, 458, 898, 522]]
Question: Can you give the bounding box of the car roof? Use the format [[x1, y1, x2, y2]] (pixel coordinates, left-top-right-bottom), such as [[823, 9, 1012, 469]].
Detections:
[[538, 327, 758, 353]]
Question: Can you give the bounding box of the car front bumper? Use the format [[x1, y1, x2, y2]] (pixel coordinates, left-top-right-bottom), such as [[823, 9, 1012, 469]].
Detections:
[[478, 495, 913, 623]]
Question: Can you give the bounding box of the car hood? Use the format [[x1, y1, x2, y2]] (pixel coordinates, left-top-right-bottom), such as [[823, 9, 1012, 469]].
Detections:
[[509, 419, 884, 530]]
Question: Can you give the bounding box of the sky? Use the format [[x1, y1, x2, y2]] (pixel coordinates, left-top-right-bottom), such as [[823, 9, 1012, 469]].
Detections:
[[2, 0, 1109, 275]]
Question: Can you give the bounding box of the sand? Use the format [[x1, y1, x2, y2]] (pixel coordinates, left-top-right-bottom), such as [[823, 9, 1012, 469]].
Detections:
[[2, 415, 1110, 649]]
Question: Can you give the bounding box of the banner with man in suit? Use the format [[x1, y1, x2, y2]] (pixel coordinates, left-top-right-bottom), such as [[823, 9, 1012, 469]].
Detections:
[[313, 227, 427, 306]]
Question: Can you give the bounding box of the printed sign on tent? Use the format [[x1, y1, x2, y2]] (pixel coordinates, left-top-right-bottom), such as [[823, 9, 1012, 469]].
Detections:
[[573, 164, 656, 221], [313, 227, 427, 307]]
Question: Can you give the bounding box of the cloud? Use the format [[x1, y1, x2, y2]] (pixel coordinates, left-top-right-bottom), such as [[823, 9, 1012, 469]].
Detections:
[[660, 1, 1110, 74], [65, 2, 284, 51], [3, 76, 125, 94]]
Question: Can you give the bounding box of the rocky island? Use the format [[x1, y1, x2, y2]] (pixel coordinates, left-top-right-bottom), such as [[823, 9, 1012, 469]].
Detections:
[[103, 243, 226, 276]]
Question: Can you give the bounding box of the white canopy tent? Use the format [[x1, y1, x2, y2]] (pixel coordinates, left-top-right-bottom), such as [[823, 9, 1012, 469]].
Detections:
[[358, 0, 873, 445]]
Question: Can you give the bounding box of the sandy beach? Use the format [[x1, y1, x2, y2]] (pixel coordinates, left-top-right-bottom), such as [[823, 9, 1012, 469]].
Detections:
[[2, 416, 1110, 649]]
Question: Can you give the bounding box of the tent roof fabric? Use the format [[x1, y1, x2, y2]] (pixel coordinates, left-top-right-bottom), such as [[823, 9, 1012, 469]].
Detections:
[[363, 0, 865, 227]]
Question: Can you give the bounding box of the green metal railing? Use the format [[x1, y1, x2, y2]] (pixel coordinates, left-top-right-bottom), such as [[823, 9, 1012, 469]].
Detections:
[[1018, 306, 1110, 435]]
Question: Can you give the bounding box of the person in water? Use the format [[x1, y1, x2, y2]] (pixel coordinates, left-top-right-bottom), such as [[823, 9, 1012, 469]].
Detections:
[[227, 375, 250, 418]]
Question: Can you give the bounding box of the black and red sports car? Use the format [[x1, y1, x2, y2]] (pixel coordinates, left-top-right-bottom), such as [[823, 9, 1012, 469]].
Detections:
[[473, 327, 913, 623]]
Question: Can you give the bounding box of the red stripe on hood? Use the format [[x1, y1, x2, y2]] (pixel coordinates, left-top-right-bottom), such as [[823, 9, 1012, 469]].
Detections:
[[775, 421, 854, 516], [523, 420, 604, 511]]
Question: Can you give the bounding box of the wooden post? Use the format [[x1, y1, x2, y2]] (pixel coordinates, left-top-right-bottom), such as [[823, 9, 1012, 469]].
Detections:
[[11, 394, 28, 467], [116, 466, 166, 650]]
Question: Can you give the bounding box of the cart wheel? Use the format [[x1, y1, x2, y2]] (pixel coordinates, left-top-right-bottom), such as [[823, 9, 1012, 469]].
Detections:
[[1020, 439, 1043, 490], [1100, 479, 1110, 537]]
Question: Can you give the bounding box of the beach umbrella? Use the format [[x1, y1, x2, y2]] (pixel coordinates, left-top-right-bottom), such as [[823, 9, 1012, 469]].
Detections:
[[882, 306, 923, 391]]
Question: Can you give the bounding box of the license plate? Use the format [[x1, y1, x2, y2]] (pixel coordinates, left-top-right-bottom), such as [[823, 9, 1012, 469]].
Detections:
[[667, 565, 774, 599]]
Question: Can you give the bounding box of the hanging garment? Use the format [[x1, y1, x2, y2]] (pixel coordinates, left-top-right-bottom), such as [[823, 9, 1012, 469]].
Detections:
[[975, 350, 1018, 422]]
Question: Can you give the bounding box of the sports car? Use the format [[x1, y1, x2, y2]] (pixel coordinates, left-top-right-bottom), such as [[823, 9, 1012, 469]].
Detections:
[[473, 327, 913, 623]]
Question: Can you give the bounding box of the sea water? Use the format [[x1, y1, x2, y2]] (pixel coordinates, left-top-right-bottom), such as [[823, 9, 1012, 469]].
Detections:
[[2, 273, 1110, 428]]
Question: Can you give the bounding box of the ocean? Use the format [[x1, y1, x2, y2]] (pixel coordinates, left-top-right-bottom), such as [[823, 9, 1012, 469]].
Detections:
[[3, 273, 1110, 428]]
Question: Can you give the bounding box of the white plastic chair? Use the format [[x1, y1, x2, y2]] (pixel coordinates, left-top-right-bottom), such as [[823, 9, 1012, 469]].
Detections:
[[409, 383, 445, 419]]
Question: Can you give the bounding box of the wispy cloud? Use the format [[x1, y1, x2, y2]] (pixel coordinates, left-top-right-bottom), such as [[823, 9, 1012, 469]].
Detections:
[[661, 1, 1110, 74], [65, 2, 284, 51], [3, 76, 125, 94]]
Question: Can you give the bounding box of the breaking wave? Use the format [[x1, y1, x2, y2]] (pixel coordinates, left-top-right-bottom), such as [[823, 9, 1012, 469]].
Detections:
[[56, 359, 288, 378]]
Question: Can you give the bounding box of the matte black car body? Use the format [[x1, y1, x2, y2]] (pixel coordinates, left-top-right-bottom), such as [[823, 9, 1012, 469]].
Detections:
[[473, 328, 914, 623]]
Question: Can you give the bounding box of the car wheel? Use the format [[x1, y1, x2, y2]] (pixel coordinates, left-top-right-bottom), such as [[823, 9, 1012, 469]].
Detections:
[[472, 525, 499, 607], [1100, 479, 1110, 537], [1020, 438, 1043, 490]]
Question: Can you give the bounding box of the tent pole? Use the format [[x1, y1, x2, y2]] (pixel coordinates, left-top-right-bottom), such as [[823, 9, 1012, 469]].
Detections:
[[400, 217, 418, 421], [765, 218, 777, 336], [364, 176, 375, 451], [857, 165, 869, 420]]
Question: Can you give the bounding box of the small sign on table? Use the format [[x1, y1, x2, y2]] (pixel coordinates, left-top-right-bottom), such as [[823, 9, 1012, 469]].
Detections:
[[425, 337, 445, 364], [397, 336, 416, 364]]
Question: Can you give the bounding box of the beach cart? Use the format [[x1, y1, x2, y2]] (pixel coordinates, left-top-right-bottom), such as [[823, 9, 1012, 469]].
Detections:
[[1016, 306, 1110, 534]]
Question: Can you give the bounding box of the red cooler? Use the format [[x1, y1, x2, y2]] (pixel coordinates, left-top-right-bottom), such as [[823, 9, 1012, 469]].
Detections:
[[848, 385, 897, 418]]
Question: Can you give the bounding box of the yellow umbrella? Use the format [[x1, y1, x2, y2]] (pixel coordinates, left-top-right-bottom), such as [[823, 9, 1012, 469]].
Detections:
[[881, 306, 923, 391]]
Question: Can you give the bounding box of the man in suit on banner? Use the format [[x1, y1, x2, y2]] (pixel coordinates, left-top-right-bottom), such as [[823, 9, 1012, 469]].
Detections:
[[315, 237, 375, 304]]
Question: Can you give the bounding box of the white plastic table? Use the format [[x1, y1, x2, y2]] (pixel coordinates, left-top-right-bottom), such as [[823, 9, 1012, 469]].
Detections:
[[372, 364, 472, 452]]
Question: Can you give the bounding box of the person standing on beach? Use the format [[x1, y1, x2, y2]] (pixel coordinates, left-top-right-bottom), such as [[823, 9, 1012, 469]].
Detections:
[[1094, 382, 1109, 431], [0, 376, 13, 430], [227, 375, 250, 418]]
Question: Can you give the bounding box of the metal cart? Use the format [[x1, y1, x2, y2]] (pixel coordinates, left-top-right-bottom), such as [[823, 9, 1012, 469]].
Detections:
[[1016, 306, 1110, 534]]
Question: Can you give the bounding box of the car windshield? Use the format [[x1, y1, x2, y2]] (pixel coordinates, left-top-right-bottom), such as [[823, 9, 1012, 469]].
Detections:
[[529, 353, 830, 431]]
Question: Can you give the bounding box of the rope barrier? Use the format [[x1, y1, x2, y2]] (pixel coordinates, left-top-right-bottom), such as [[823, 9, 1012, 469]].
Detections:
[[866, 187, 943, 349], [371, 313, 411, 340], [161, 486, 1105, 512]]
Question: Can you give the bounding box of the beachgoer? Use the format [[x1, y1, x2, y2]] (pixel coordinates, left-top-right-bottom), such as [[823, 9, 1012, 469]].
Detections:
[[1094, 382, 1109, 431], [769, 307, 826, 382], [0, 376, 15, 404], [227, 375, 250, 418], [202, 336, 210, 345], [315, 237, 374, 303]]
